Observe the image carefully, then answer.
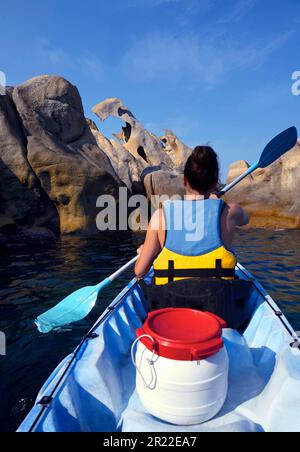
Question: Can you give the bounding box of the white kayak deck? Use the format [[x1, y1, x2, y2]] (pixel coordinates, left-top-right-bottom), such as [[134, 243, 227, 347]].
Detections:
[[18, 264, 300, 432]]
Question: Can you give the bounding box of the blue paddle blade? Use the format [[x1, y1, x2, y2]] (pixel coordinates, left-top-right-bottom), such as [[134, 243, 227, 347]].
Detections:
[[258, 126, 298, 168], [35, 278, 111, 333]]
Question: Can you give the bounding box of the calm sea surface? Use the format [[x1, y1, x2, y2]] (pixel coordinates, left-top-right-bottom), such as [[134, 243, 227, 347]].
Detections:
[[1, 229, 300, 431]]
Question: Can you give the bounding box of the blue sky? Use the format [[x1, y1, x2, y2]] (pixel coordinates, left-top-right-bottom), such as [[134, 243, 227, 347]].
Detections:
[[1, 0, 299, 179]]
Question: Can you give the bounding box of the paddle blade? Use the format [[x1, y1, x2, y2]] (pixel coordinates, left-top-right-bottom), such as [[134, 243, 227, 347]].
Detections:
[[35, 278, 111, 333], [258, 126, 298, 168]]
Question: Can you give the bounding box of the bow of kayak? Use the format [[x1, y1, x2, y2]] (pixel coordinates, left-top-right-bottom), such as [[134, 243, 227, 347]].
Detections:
[[18, 264, 300, 432]]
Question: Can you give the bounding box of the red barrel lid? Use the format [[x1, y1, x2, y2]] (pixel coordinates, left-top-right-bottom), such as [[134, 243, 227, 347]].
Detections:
[[136, 308, 226, 361]]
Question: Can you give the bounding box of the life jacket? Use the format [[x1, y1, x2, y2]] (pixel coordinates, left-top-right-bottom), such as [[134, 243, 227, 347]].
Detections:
[[153, 198, 237, 285]]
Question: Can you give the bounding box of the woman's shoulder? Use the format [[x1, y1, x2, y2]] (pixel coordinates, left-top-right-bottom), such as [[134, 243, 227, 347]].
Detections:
[[149, 208, 165, 230]]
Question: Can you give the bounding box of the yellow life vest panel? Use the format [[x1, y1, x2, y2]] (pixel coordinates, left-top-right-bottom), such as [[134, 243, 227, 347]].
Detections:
[[153, 199, 236, 285]]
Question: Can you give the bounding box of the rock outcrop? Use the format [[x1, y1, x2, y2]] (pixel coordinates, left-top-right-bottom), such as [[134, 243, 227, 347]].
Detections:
[[0, 76, 122, 238], [0, 87, 59, 238], [225, 140, 300, 229], [160, 130, 192, 170], [92, 98, 174, 168], [91, 98, 192, 202], [2, 73, 298, 237], [0, 77, 193, 239], [87, 118, 146, 193], [143, 170, 185, 208]]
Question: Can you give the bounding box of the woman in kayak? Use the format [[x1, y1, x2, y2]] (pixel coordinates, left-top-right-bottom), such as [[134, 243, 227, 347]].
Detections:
[[135, 145, 249, 281]]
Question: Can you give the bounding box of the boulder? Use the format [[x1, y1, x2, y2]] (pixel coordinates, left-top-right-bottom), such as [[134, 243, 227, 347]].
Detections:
[[143, 170, 185, 209], [0, 88, 59, 237], [11, 76, 122, 235], [12, 75, 85, 143], [25, 133, 120, 234], [225, 141, 300, 229]]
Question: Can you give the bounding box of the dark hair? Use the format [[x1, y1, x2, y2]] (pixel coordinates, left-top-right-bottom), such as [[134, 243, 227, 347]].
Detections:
[[184, 146, 219, 194]]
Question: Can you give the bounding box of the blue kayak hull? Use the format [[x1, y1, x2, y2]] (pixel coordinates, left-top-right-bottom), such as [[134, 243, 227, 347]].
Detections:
[[18, 264, 300, 432]]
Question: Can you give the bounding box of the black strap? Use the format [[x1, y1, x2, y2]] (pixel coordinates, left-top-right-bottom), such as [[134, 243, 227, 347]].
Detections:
[[168, 260, 175, 282], [215, 259, 222, 278], [155, 259, 235, 283]]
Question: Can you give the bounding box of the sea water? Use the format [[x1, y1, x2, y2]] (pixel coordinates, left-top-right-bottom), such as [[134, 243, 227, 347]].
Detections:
[[1, 229, 300, 431]]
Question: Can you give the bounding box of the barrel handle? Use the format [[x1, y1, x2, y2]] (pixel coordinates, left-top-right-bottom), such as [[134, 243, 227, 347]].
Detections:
[[131, 335, 157, 390]]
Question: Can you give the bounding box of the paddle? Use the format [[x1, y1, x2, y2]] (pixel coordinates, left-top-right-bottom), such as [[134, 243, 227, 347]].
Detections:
[[36, 126, 297, 334], [218, 126, 297, 196], [35, 256, 138, 333]]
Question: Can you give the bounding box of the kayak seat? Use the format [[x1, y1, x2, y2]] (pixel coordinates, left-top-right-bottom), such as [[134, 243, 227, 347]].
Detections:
[[139, 277, 253, 330]]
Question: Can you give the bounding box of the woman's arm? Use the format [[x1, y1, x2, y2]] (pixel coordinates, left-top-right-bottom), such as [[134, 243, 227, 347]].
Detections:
[[134, 209, 164, 279], [221, 203, 250, 248], [229, 203, 250, 227]]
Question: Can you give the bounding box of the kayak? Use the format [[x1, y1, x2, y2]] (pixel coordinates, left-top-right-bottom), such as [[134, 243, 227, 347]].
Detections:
[[17, 263, 300, 433]]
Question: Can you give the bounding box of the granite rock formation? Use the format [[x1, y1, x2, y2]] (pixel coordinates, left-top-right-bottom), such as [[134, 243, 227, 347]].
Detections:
[[0, 86, 59, 238], [160, 129, 192, 170], [91, 98, 192, 202], [87, 118, 146, 193], [1, 74, 298, 238], [143, 170, 185, 208], [1, 76, 121, 238], [92, 98, 175, 168], [225, 140, 300, 229]]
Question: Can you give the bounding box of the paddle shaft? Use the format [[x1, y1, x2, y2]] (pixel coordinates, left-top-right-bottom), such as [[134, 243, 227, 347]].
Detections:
[[108, 256, 138, 282], [218, 163, 258, 197]]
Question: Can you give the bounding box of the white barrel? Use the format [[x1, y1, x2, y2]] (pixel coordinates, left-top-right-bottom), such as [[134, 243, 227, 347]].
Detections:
[[134, 340, 229, 425]]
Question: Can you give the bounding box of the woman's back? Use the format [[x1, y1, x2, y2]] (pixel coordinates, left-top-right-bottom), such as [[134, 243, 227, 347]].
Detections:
[[135, 146, 249, 280], [153, 197, 237, 285], [155, 195, 246, 250]]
